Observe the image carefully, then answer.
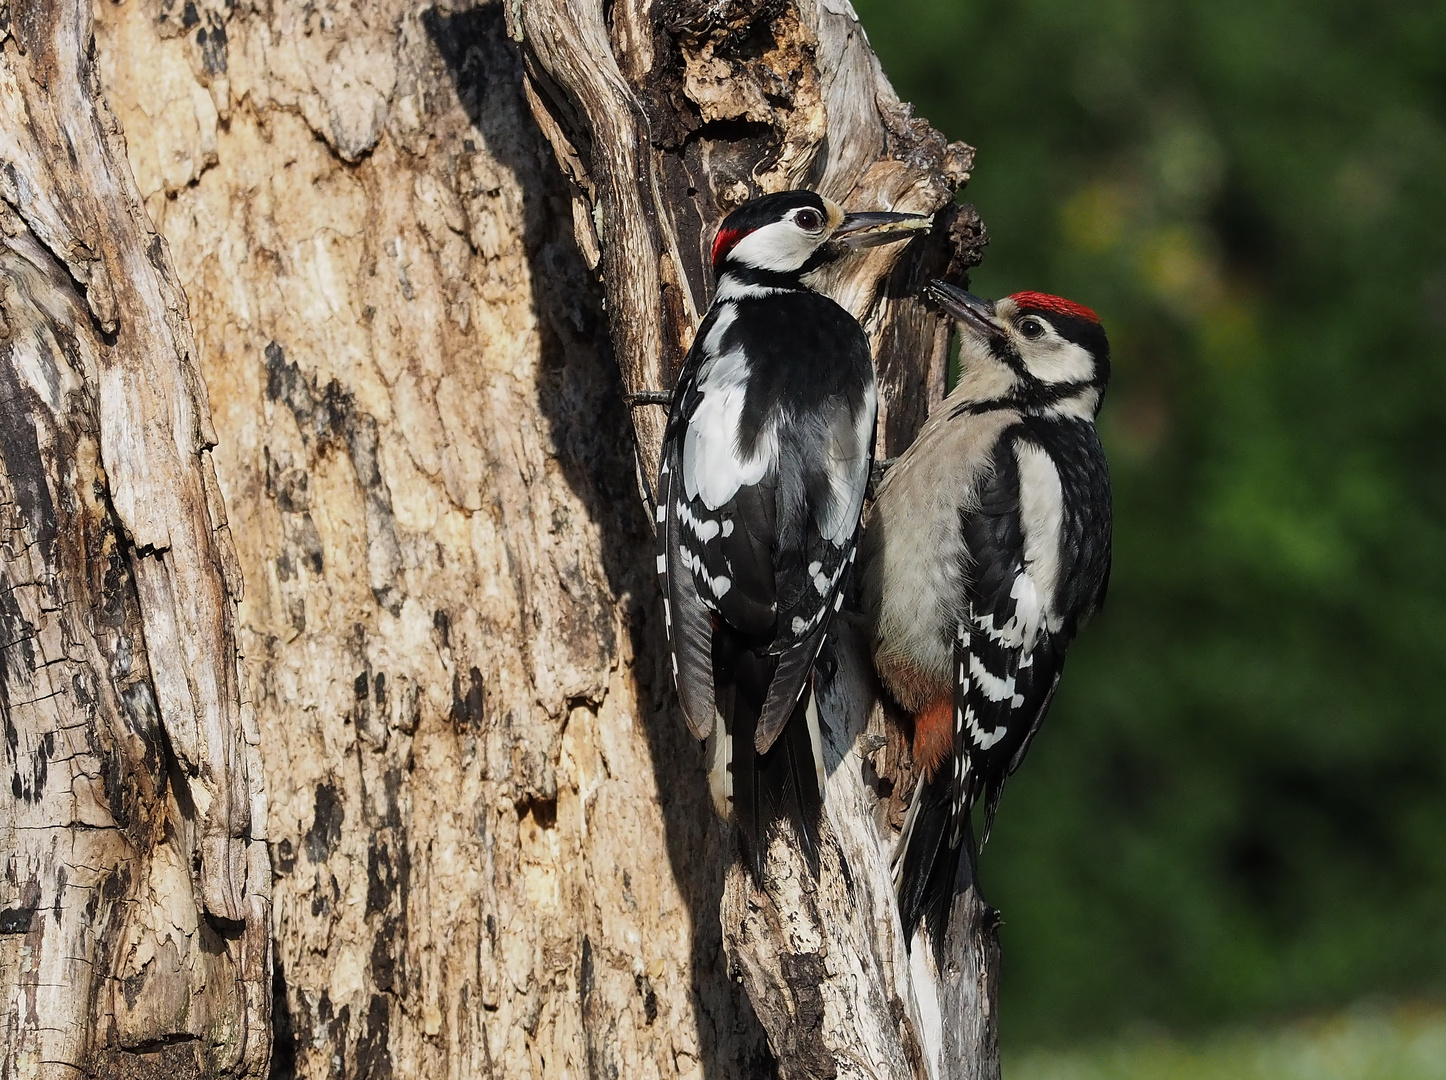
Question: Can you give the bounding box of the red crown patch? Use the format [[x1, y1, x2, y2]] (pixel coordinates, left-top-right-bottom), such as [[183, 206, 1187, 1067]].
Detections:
[[1007, 291, 1101, 324]]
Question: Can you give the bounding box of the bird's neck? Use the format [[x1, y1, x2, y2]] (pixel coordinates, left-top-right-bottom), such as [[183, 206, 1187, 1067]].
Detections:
[[1023, 385, 1102, 421], [713, 264, 807, 302], [946, 364, 1103, 421]]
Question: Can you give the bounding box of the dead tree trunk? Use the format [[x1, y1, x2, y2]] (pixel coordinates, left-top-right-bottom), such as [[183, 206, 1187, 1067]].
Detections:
[[511, 1, 998, 1076], [0, 2, 270, 1077], [4, 0, 997, 1077]]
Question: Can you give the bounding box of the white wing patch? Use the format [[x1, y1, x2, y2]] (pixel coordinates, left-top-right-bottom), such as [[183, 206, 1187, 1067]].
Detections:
[[682, 343, 779, 510], [960, 440, 1066, 657], [675, 498, 721, 543], [968, 654, 1025, 707], [954, 623, 1010, 752], [789, 543, 854, 636], [676, 502, 734, 607], [972, 550, 1049, 653]]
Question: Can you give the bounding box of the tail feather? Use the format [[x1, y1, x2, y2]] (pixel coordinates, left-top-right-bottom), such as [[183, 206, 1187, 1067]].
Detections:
[[715, 629, 823, 880], [897, 770, 976, 961]]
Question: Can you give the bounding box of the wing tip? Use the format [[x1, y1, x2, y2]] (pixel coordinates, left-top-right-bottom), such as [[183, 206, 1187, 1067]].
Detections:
[[684, 710, 714, 741], [678, 688, 715, 741]]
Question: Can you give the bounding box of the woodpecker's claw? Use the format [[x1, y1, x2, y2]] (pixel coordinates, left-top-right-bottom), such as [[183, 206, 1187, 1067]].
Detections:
[[625, 389, 673, 407], [867, 457, 896, 499]]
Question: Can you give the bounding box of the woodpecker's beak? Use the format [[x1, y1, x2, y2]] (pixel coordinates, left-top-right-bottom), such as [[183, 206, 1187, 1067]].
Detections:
[[832, 211, 932, 250], [927, 281, 1000, 336]]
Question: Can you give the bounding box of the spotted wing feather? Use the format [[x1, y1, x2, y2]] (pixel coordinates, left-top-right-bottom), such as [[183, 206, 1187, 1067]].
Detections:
[[658, 420, 718, 739], [754, 388, 874, 751], [949, 432, 1066, 845]]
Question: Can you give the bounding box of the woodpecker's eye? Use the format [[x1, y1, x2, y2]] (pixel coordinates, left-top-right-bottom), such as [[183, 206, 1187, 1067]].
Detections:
[[794, 208, 824, 232], [1018, 317, 1046, 340]]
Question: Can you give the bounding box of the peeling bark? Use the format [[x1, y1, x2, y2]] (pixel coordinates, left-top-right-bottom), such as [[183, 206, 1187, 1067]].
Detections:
[[0, 2, 269, 1077]]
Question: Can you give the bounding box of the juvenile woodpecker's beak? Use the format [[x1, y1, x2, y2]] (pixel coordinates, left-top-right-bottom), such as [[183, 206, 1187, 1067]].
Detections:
[[927, 280, 1000, 336], [832, 211, 932, 250]]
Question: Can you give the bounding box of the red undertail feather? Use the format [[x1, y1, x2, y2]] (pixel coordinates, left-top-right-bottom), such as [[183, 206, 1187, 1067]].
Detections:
[[911, 696, 953, 781]]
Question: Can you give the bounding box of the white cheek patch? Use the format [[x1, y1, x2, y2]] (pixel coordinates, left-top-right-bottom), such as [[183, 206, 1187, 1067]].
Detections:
[[727, 220, 817, 273], [1023, 339, 1095, 385]]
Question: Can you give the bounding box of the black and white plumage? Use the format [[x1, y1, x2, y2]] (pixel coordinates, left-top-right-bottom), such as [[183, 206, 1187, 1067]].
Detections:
[[657, 190, 930, 875], [860, 282, 1112, 956]]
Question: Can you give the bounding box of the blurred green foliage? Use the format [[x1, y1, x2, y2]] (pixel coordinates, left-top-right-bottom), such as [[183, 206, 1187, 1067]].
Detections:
[[853, 0, 1446, 1048], [1009, 1005, 1446, 1080]]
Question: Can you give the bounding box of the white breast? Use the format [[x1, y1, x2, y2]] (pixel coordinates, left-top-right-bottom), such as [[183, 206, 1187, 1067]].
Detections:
[[862, 406, 1017, 708]]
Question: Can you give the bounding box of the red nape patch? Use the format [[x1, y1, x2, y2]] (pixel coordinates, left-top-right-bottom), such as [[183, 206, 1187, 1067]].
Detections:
[[711, 227, 746, 266], [1008, 291, 1101, 324]]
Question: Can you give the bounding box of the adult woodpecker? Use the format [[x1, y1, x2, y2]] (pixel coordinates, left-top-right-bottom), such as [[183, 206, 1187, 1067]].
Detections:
[[861, 281, 1112, 955], [657, 190, 930, 876]]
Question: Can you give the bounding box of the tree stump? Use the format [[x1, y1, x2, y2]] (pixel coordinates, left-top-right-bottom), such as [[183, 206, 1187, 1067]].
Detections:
[[2, 0, 997, 1076]]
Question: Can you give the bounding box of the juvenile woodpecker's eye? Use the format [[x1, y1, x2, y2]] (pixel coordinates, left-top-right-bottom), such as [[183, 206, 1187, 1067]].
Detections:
[[1018, 317, 1046, 340], [794, 208, 824, 232]]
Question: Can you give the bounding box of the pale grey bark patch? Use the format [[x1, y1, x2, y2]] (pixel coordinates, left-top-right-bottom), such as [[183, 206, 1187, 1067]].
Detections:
[[92, 0, 780, 1076], [0, 3, 269, 1075]]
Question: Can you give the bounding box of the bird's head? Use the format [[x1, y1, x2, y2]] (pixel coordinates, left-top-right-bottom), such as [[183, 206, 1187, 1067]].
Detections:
[[710, 191, 930, 279], [928, 281, 1111, 414]]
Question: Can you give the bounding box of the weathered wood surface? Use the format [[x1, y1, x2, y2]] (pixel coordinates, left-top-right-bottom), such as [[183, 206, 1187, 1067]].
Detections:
[[3, 0, 999, 1075], [93, 0, 785, 1076], [511, 0, 998, 1075], [0, 1, 270, 1076]]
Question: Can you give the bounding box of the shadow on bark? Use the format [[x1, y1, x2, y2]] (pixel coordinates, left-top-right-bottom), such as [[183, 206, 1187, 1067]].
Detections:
[[423, 7, 776, 1075]]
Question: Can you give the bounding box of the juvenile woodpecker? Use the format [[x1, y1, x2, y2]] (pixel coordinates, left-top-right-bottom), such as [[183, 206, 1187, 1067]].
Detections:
[[658, 190, 929, 875], [861, 281, 1112, 954]]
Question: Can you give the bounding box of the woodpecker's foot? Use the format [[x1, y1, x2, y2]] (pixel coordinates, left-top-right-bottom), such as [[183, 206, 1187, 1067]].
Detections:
[[867, 457, 897, 499], [625, 389, 673, 407]]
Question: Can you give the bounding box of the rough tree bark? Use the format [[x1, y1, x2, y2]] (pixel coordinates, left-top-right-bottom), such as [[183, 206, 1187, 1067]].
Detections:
[[2, 0, 997, 1077], [0, 1, 269, 1076]]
